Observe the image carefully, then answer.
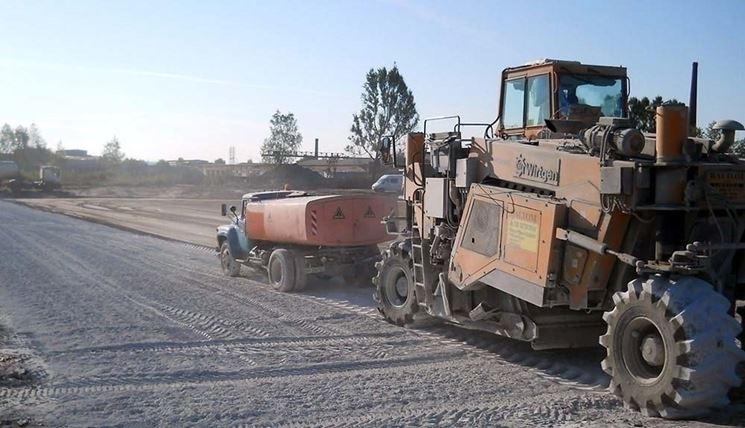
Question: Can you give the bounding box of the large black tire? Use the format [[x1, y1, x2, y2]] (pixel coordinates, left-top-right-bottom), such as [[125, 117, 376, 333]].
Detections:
[[267, 249, 296, 292], [219, 242, 241, 277], [601, 276, 745, 418], [373, 241, 418, 326]]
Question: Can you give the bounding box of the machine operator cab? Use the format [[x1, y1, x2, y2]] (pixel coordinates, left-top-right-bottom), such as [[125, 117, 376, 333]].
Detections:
[[499, 59, 628, 140]]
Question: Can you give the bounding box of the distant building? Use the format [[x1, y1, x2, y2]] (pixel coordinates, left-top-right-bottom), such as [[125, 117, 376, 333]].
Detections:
[[166, 159, 209, 167], [199, 162, 272, 179], [295, 157, 371, 178], [60, 149, 89, 158], [57, 149, 105, 172]]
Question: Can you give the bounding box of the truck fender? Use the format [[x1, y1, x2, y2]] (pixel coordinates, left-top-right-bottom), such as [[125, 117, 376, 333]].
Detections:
[[217, 225, 249, 260]]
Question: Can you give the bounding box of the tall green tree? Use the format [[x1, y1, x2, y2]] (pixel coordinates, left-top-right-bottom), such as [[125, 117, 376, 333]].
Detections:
[[12, 125, 30, 151], [102, 137, 124, 164], [260, 110, 303, 164], [347, 65, 419, 159], [700, 120, 721, 141], [29, 123, 46, 148], [628, 96, 680, 133], [0, 124, 32, 153], [0, 124, 14, 153]]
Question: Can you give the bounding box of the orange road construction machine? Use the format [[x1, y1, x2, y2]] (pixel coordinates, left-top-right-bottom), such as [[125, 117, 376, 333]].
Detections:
[[374, 59, 745, 418]]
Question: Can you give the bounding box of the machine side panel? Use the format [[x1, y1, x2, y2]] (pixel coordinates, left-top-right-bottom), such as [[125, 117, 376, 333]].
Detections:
[[448, 184, 566, 306], [469, 138, 602, 202]]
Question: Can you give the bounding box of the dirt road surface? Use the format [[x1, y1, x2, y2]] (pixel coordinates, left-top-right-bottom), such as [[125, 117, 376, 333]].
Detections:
[[13, 197, 225, 248], [1, 201, 743, 426]]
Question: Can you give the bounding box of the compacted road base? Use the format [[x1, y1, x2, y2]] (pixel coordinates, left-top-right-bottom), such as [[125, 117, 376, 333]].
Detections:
[[0, 201, 742, 427]]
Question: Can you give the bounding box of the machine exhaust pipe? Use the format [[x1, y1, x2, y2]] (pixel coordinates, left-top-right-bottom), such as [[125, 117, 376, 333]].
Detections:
[[689, 61, 698, 135]]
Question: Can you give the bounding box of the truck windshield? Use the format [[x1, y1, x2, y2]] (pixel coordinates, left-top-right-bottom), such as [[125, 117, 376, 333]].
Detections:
[[558, 74, 624, 118]]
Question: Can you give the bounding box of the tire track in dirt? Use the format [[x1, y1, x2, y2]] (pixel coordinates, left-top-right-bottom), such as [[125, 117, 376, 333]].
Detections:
[[285, 287, 612, 392], [141, 236, 613, 392], [61, 230, 355, 339], [3, 226, 216, 341], [0, 350, 464, 401], [312, 393, 621, 427], [50, 331, 405, 356], [19, 228, 269, 342]]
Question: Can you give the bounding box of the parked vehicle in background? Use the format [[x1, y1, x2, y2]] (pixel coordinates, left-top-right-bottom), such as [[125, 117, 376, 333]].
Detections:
[[216, 190, 395, 291], [372, 174, 403, 193], [0, 160, 20, 183], [0, 161, 61, 193]]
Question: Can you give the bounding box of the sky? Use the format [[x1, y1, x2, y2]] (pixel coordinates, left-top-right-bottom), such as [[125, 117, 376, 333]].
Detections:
[[1, 0, 744, 162]]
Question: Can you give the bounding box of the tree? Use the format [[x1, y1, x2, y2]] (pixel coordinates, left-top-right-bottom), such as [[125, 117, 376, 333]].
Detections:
[[700, 120, 721, 141], [0, 124, 13, 153], [347, 65, 419, 159], [628, 96, 680, 133], [28, 123, 46, 149], [12, 125, 29, 151], [214, 158, 226, 164], [260, 110, 303, 164], [0, 124, 38, 153], [102, 137, 124, 164]]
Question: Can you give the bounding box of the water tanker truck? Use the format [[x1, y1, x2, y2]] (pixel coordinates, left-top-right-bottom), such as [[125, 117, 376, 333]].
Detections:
[[0, 161, 61, 193], [216, 190, 396, 291], [0, 160, 20, 184]]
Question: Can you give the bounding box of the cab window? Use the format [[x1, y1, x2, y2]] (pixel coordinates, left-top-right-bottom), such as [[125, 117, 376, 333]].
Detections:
[[502, 74, 550, 129], [502, 78, 525, 129], [558, 75, 624, 117], [526, 75, 550, 126]]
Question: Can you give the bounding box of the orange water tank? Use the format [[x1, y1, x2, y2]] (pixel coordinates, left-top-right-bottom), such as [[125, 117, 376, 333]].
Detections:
[[245, 194, 396, 246]]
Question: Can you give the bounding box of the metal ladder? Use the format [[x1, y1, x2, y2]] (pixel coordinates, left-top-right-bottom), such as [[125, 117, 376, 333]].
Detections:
[[411, 195, 431, 308], [411, 223, 425, 299]]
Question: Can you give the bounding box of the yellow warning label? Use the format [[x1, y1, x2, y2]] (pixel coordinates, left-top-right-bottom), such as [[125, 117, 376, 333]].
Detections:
[[333, 207, 345, 219], [507, 214, 539, 252]]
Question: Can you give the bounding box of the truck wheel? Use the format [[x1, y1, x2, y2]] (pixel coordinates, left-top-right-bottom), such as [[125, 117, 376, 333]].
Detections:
[[293, 254, 307, 291], [268, 249, 296, 292], [373, 243, 418, 326], [219, 242, 241, 277], [601, 276, 745, 418]]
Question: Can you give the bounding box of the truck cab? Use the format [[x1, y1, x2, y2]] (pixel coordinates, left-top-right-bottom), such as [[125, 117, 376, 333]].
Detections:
[[498, 59, 628, 139]]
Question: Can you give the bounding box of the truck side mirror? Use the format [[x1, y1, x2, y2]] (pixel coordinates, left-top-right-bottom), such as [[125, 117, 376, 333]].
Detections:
[[230, 205, 237, 215], [221, 203, 227, 216]]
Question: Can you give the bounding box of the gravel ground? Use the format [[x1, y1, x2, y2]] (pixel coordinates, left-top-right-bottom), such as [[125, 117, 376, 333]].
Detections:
[[12, 197, 226, 247], [0, 201, 743, 427]]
